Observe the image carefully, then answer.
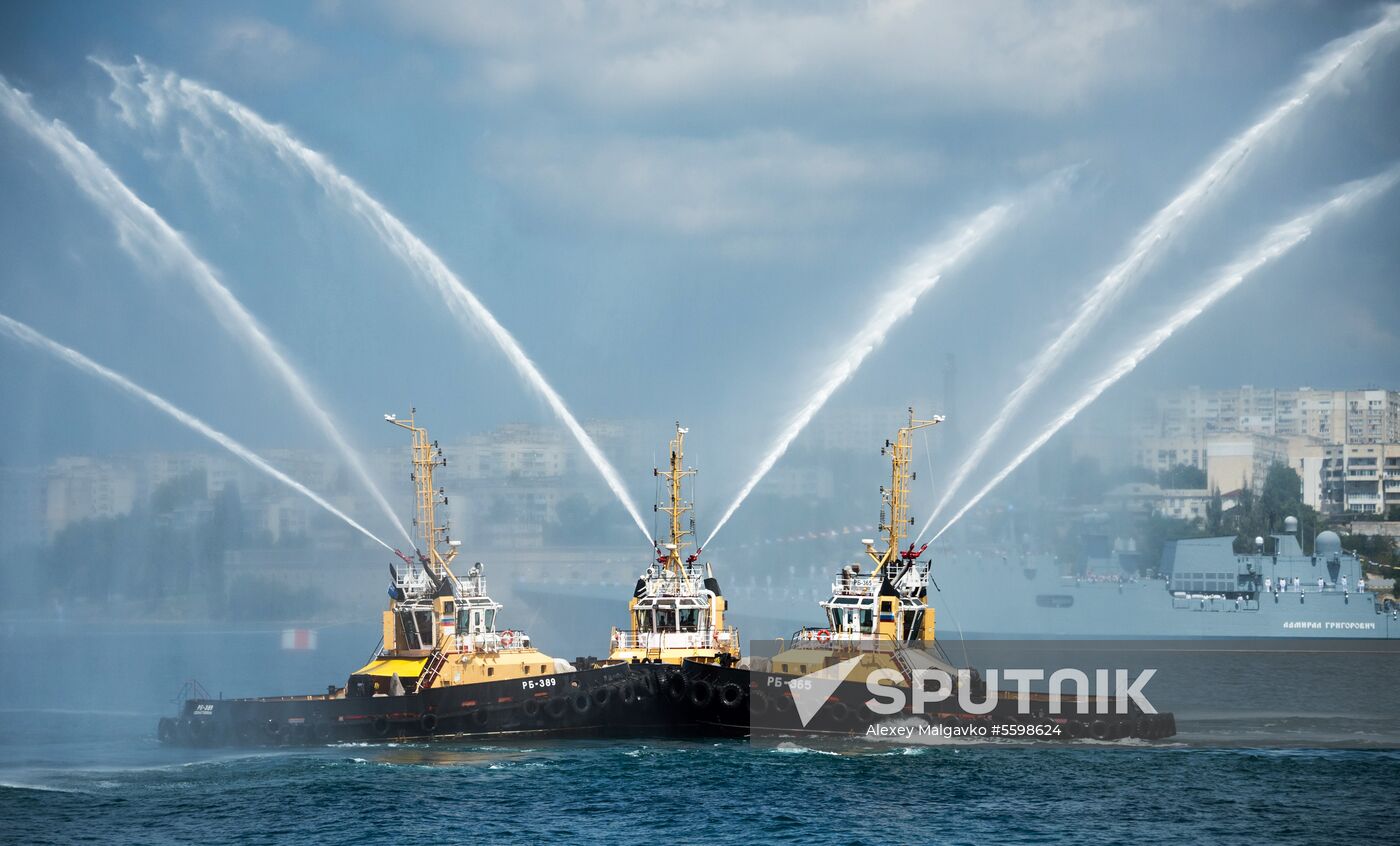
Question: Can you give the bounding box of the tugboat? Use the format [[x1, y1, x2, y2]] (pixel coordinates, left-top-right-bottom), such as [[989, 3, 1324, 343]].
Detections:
[[159, 411, 674, 747], [596, 423, 748, 734], [689, 408, 1177, 742]]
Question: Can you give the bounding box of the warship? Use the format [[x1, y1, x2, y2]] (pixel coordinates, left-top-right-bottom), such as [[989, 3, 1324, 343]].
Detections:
[[159, 411, 676, 747], [686, 409, 1176, 740], [923, 522, 1397, 639]]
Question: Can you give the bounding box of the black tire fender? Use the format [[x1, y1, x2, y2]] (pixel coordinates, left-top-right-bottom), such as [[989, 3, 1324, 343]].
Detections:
[[689, 679, 714, 709]]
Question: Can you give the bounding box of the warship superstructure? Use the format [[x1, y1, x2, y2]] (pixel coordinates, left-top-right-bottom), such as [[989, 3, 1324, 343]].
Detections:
[[924, 523, 1397, 639]]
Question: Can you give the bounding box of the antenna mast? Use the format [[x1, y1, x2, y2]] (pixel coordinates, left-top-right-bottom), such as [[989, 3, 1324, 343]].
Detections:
[[872, 407, 943, 572], [387, 408, 456, 578], [656, 422, 696, 575]]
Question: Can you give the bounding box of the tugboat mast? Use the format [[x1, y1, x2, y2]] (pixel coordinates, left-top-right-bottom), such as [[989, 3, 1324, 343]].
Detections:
[[868, 407, 943, 573], [386, 408, 456, 579], [656, 422, 697, 580]]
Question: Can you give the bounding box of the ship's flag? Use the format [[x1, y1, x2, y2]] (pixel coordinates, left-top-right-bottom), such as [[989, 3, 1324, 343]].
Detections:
[[281, 628, 318, 651]]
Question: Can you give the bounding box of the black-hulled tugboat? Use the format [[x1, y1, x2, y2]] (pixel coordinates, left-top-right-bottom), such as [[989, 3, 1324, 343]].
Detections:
[[594, 423, 748, 735], [159, 411, 675, 747], [690, 408, 1177, 742]]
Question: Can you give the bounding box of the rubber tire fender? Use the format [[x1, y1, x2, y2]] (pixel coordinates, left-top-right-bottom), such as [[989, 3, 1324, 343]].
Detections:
[[689, 679, 714, 709], [664, 672, 688, 702], [591, 686, 613, 709]]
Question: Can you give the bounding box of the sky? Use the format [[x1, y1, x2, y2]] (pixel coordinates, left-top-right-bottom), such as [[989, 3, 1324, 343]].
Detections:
[[2, 1, 1399, 530]]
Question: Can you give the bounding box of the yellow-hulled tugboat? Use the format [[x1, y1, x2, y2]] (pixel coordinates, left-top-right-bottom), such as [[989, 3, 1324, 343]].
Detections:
[[598, 424, 748, 734], [159, 411, 677, 747], [689, 408, 1177, 742]]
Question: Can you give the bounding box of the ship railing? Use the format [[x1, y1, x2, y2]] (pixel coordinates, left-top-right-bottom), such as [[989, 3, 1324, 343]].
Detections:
[[454, 630, 532, 653], [642, 573, 714, 597], [610, 627, 738, 651], [789, 628, 904, 652]]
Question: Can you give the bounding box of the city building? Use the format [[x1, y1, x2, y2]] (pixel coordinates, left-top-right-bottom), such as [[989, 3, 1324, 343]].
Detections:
[[43, 456, 138, 539], [1137, 386, 1399, 444]]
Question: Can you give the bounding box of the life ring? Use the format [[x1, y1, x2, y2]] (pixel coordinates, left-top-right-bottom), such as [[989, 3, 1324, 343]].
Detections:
[[815, 629, 832, 645], [720, 683, 745, 709], [664, 672, 688, 702], [157, 718, 177, 744], [420, 712, 438, 733], [571, 693, 592, 715], [371, 716, 390, 737], [522, 699, 541, 719], [500, 630, 515, 648], [689, 679, 714, 709]]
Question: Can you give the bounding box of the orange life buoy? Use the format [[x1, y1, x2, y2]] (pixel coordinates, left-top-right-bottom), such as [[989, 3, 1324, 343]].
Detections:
[[500, 630, 515, 648], [816, 629, 832, 644]]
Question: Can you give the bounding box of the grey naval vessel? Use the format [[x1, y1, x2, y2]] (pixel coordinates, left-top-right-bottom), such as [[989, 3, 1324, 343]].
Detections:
[[926, 520, 1397, 640]]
